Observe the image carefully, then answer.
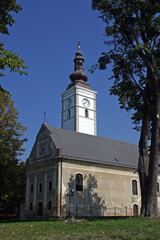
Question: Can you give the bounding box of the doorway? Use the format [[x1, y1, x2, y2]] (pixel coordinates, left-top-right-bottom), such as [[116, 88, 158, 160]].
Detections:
[[133, 204, 138, 216]]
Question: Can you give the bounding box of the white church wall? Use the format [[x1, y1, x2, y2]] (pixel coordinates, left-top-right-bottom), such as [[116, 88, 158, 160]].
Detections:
[[62, 110, 68, 121], [63, 107, 75, 121], [63, 118, 75, 131], [78, 117, 95, 135], [61, 84, 97, 135], [25, 158, 160, 218], [78, 87, 96, 99], [61, 159, 141, 216], [78, 108, 94, 119]]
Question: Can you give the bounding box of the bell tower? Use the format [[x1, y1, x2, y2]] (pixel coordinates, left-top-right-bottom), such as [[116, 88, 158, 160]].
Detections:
[[61, 43, 97, 135]]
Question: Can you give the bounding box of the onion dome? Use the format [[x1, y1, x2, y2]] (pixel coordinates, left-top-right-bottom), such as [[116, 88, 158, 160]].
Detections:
[[69, 44, 88, 83]]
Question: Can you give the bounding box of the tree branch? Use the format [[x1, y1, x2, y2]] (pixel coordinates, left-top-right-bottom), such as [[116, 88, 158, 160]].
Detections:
[[128, 67, 153, 114]]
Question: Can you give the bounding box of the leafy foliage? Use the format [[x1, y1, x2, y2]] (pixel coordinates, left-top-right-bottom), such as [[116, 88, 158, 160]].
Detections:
[[91, 0, 160, 129], [0, 0, 27, 93], [0, 92, 27, 215]]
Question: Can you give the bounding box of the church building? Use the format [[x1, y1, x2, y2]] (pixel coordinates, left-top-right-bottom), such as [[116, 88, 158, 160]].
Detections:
[[23, 45, 160, 219]]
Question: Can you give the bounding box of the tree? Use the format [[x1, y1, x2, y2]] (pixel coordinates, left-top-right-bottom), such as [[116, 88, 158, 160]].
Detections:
[[0, 92, 27, 215], [0, 0, 27, 93], [91, 0, 160, 217], [0, 161, 26, 216]]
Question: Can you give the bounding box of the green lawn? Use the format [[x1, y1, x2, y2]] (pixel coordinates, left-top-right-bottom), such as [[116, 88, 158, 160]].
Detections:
[[0, 217, 160, 240]]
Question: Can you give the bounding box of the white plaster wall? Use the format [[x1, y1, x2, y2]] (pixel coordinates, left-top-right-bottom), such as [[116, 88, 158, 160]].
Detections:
[[78, 117, 94, 135], [63, 118, 75, 131], [63, 108, 75, 121], [88, 110, 94, 119], [63, 110, 68, 121], [62, 85, 97, 135], [76, 87, 96, 135], [62, 160, 142, 215], [79, 108, 94, 119], [79, 108, 85, 117], [78, 88, 96, 98]]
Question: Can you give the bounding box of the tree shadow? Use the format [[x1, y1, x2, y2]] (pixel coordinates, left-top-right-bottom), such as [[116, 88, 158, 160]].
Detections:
[[63, 174, 106, 217]]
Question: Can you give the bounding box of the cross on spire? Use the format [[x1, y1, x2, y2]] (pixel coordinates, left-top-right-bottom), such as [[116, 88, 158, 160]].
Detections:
[[78, 39, 80, 51], [44, 111, 46, 122], [69, 41, 88, 83]]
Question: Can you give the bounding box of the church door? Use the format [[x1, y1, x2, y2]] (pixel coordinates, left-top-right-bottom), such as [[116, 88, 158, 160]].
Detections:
[[38, 202, 43, 216], [133, 204, 138, 216]]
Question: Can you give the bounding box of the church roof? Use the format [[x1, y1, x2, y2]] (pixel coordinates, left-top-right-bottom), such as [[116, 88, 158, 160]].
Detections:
[[45, 123, 138, 169]]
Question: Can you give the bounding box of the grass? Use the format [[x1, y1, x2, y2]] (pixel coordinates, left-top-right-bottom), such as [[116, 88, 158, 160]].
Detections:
[[0, 217, 160, 240]]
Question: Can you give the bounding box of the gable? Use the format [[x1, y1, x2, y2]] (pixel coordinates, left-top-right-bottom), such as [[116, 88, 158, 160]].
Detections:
[[27, 123, 58, 166]]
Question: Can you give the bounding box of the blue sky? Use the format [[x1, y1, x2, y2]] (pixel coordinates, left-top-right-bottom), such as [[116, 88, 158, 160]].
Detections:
[[1, 0, 139, 161]]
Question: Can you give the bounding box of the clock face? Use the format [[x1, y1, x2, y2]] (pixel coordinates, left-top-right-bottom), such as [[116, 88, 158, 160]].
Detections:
[[66, 98, 72, 108], [82, 98, 90, 107]]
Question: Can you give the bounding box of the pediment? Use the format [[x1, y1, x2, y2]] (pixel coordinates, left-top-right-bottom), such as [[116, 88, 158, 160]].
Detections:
[[27, 123, 58, 166]]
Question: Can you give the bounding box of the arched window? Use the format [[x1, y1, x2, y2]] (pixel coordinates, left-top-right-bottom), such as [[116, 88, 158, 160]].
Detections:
[[49, 181, 52, 191], [30, 202, 33, 211], [39, 183, 42, 193], [76, 173, 83, 191], [85, 109, 89, 118], [30, 184, 33, 194], [132, 180, 138, 195]]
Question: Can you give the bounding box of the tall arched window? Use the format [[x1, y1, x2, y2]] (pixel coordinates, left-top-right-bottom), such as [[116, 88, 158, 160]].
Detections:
[[39, 183, 42, 193], [132, 180, 138, 195], [76, 173, 83, 191], [30, 184, 33, 194], [49, 181, 52, 191]]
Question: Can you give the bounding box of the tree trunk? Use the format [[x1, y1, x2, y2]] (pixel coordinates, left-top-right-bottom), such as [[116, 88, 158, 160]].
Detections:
[[138, 104, 150, 216], [145, 91, 160, 217]]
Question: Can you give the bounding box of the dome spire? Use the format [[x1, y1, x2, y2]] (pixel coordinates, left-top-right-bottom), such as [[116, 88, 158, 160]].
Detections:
[[69, 43, 88, 83]]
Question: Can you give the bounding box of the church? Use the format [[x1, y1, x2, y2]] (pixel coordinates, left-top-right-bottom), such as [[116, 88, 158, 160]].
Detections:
[[23, 45, 160, 219]]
